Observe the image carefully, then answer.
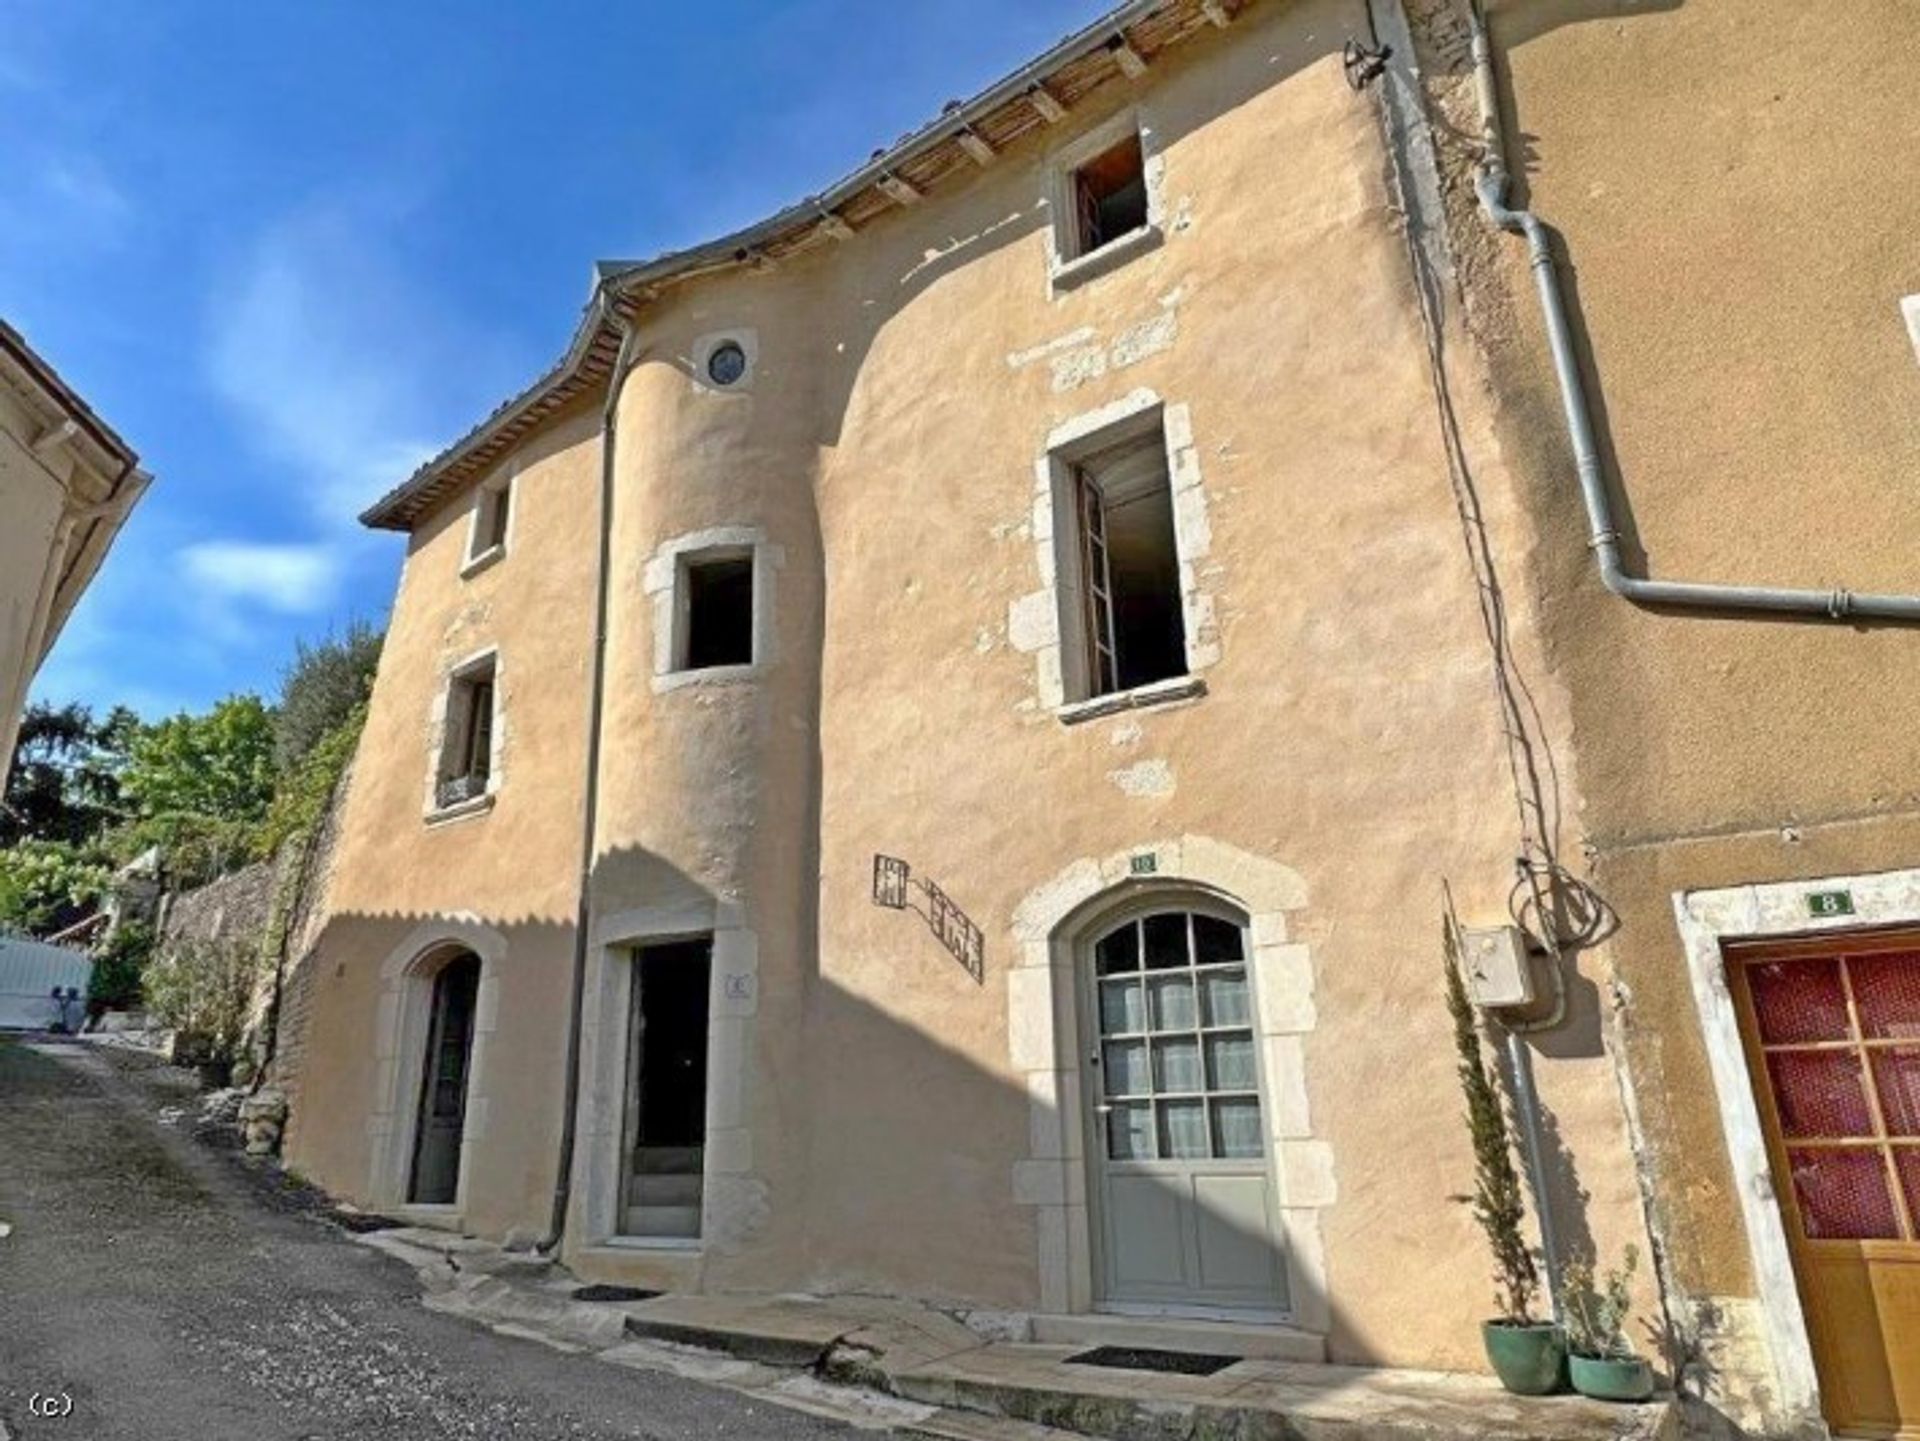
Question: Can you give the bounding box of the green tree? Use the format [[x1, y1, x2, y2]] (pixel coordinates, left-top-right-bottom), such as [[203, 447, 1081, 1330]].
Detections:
[[142, 934, 259, 1065], [0, 839, 111, 935], [1, 702, 138, 847], [121, 695, 277, 883], [273, 622, 382, 773], [256, 702, 366, 859]]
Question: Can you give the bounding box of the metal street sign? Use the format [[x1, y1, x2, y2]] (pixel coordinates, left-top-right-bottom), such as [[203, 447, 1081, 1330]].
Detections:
[[871, 853, 985, 984], [873, 854, 910, 909]]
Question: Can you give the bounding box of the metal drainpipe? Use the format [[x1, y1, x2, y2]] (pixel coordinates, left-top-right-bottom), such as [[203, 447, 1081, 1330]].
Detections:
[[544, 306, 641, 1252], [1499, 855, 1569, 1314], [1503, 1029, 1565, 1320], [1467, 1, 1920, 624], [1461, 0, 1920, 1322]]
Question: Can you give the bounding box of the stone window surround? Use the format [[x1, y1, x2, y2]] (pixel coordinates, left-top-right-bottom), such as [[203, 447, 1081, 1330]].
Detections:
[[461, 464, 516, 579], [365, 918, 506, 1225], [1046, 106, 1167, 295], [423, 645, 502, 824], [642, 526, 785, 694], [570, 898, 763, 1258], [1009, 835, 1332, 1332], [1011, 388, 1219, 720], [1672, 868, 1920, 1432]]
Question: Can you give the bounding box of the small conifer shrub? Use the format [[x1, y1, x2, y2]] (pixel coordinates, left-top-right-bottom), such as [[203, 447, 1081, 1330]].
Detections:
[[1444, 918, 1540, 1325]]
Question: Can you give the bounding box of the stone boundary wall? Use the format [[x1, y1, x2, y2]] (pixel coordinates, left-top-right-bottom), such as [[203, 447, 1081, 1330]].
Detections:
[[154, 760, 352, 1116], [269, 759, 354, 1121], [159, 860, 277, 956]]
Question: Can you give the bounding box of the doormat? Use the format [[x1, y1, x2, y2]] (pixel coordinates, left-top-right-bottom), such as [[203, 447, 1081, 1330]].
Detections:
[[572, 1284, 663, 1303], [327, 1209, 404, 1234], [1064, 1346, 1241, 1376]]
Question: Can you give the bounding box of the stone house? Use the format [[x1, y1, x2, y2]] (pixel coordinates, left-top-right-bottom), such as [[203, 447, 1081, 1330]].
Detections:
[[0, 320, 149, 792], [281, 2, 1920, 1435]]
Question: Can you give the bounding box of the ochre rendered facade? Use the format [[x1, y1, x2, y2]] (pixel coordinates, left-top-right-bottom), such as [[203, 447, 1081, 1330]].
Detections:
[[292, 1, 1920, 1424], [1405, 0, 1920, 1431]]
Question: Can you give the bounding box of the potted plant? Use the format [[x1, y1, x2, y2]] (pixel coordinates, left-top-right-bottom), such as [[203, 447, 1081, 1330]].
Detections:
[[1444, 921, 1565, 1394], [1564, 1248, 1656, 1402]]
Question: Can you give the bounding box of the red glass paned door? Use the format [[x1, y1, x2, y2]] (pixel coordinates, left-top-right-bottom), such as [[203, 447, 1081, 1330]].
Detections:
[[1733, 940, 1920, 1436], [1745, 951, 1920, 1240]]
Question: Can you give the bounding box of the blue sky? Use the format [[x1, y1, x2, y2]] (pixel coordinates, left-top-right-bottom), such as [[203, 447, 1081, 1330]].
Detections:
[[5, 0, 1112, 721]]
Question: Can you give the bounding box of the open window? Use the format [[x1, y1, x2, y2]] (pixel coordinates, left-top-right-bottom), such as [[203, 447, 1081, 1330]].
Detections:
[[434, 654, 497, 812], [645, 527, 779, 691], [1050, 115, 1160, 291], [676, 551, 754, 672], [464, 477, 512, 574], [1035, 403, 1205, 714], [1071, 133, 1148, 259], [1071, 429, 1187, 698]]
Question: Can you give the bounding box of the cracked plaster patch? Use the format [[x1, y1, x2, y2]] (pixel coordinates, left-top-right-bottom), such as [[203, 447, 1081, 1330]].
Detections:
[[1108, 758, 1173, 797], [1006, 289, 1186, 395]]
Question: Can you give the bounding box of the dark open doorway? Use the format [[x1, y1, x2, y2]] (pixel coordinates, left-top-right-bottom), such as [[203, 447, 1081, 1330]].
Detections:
[[619, 938, 712, 1238], [408, 952, 481, 1205]]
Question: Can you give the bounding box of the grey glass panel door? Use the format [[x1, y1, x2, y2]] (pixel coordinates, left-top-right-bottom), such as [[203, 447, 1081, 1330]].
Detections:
[[409, 953, 480, 1205], [1088, 910, 1288, 1313]]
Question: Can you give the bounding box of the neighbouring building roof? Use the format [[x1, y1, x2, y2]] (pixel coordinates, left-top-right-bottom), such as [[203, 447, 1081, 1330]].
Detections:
[[0, 319, 138, 477], [0, 319, 147, 670], [360, 0, 1245, 532]]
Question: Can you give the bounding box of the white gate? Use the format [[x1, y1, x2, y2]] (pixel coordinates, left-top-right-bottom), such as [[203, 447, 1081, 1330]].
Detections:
[[0, 933, 93, 1030]]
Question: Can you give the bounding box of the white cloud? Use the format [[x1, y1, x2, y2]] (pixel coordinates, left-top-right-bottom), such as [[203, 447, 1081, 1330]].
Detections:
[[0, 149, 134, 259], [40, 154, 128, 223], [205, 201, 498, 520], [159, 194, 512, 692], [180, 540, 341, 615]]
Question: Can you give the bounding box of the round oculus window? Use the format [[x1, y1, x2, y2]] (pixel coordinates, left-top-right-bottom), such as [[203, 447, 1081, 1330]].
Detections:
[[705, 340, 748, 387]]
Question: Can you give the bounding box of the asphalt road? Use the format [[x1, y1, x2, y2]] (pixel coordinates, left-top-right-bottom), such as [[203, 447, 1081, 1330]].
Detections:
[[0, 1038, 868, 1441]]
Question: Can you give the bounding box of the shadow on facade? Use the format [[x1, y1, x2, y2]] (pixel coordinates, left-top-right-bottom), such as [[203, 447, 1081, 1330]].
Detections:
[[1476, 0, 1686, 209], [285, 893, 1359, 1367], [632, 0, 1360, 461], [1484, 0, 1684, 58]]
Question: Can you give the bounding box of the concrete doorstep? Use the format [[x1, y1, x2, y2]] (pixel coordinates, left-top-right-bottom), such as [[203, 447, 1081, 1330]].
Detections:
[[355, 1229, 1041, 1438], [354, 1230, 1679, 1441]]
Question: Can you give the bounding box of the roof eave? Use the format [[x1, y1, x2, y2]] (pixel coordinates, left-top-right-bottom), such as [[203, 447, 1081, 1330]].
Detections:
[[0, 319, 139, 475], [360, 0, 1230, 532]]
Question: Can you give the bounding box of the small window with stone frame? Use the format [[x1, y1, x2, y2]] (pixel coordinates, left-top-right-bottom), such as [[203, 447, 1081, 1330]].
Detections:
[[435, 657, 496, 810], [465, 477, 512, 572], [676, 551, 755, 671]]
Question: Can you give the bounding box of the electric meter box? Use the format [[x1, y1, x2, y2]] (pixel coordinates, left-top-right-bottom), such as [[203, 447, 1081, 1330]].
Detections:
[[1460, 925, 1536, 1009]]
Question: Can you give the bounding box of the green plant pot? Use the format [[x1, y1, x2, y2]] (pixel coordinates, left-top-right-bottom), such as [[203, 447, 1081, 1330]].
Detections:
[[1481, 1320, 1567, 1396], [1569, 1353, 1654, 1402]]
